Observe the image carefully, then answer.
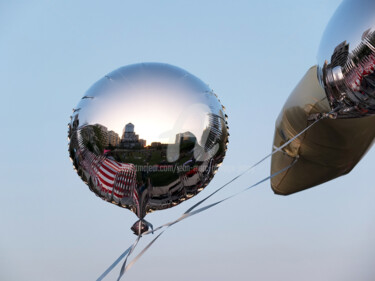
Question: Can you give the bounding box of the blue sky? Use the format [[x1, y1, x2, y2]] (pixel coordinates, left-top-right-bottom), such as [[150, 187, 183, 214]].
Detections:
[[1, 1, 375, 280]]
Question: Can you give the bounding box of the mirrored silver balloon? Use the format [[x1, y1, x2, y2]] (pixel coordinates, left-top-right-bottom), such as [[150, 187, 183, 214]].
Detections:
[[317, 0, 375, 117], [68, 63, 229, 233]]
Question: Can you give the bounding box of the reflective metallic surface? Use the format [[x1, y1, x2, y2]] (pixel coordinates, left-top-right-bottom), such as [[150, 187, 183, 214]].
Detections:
[[270, 0, 375, 195], [317, 0, 375, 117], [68, 63, 229, 232], [271, 66, 375, 195]]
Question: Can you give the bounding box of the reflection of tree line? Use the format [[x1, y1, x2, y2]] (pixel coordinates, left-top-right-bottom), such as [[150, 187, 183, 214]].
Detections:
[[68, 111, 228, 214], [73, 124, 218, 211], [74, 118, 226, 175], [78, 124, 198, 184], [112, 138, 198, 186], [80, 121, 225, 161]]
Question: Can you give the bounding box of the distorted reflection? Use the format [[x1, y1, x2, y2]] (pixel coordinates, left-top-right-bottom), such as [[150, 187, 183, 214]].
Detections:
[[317, 0, 375, 117], [68, 63, 229, 234]]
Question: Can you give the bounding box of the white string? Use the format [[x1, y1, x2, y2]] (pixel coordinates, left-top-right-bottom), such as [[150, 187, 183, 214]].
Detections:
[[122, 159, 297, 275]]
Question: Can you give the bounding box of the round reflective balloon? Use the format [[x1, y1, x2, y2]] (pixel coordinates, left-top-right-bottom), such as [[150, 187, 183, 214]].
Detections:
[[68, 63, 229, 232], [317, 0, 375, 117]]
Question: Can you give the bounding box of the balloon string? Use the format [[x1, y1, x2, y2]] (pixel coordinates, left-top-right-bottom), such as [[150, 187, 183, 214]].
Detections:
[[116, 233, 141, 281], [96, 160, 296, 281], [121, 158, 298, 276], [182, 115, 322, 215], [143, 111, 327, 238], [97, 107, 338, 280], [96, 228, 141, 281]]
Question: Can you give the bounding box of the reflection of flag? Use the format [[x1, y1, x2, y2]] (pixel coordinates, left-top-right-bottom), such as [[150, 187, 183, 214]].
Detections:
[[79, 147, 138, 207], [97, 158, 118, 194], [97, 158, 136, 198], [76, 128, 138, 209], [112, 164, 137, 200], [347, 54, 375, 92]]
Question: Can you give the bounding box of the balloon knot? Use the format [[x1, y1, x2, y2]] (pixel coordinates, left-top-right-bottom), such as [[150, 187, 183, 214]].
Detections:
[[131, 220, 151, 236]]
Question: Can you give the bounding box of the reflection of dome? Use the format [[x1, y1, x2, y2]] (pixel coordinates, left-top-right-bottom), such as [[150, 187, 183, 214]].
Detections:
[[122, 123, 138, 141], [125, 123, 134, 133], [120, 123, 146, 148]]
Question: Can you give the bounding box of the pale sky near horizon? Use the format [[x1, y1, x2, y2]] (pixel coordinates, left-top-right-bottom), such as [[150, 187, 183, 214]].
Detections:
[[2, 1, 375, 281]]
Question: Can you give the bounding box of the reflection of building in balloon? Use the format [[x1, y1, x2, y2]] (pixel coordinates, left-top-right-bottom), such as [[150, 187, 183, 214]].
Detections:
[[86, 124, 120, 148], [204, 113, 224, 152], [120, 122, 147, 148], [324, 29, 375, 100], [139, 139, 146, 147], [175, 132, 196, 144], [330, 41, 349, 68], [361, 29, 375, 53], [107, 130, 120, 147], [123, 123, 134, 135], [347, 30, 375, 94]]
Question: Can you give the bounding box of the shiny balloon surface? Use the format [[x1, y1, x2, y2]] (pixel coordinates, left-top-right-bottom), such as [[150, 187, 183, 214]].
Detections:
[[317, 0, 375, 117], [68, 63, 229, 223]]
